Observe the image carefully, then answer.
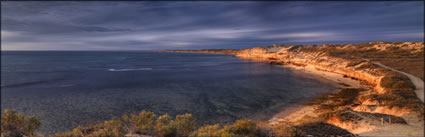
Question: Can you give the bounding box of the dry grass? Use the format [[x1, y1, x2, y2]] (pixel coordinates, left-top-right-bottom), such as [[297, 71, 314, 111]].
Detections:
[[1, 109, 41, 137], [304, 88, 363, 112], [375, 58, 424, 80], [294, 42, 423, 80], [52, 111, 197, 137]]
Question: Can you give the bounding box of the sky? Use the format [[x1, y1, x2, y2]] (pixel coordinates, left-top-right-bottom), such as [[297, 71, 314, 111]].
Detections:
[[1, 1, 424, 51]]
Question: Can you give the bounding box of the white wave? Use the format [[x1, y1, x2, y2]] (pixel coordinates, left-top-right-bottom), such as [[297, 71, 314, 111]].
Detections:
[[108, 68, 153, 71]]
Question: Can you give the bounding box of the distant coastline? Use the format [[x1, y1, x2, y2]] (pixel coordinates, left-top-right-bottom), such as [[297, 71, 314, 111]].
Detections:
[[159, 49, 238, 54], [163, 41, 425, 136]]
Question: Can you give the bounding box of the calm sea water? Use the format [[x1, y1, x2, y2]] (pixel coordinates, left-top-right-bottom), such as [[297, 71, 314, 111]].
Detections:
[[1, 51, 338, 134]]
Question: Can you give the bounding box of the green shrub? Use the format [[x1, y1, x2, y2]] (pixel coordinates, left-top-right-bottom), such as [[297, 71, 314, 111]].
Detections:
[[1, 109, 41, 137], [346, 59, 364, 67], [317, 108, 353, 121], [124, 110, 156, 135], [418, 105, 425, 121], [51, 132, 74, 137], [389, 89, 417, 99], [415, 49, 424, 57], [70, 126, 85, 137], [97, 117, 126, 137], [380, 75, 415, 90], [354, 42, 374, 48], [362, 90, 422, 109], [174, 113, 197, 137], [190, 124, 221, 137], [52, 119, 125, 137], [388, 46, 400, 51], [48, 110, 279, 137], [218, 120, 266, 137], [309, 88, 361, 112], [273, 124, 304, 137], [121, 114, 134, 134], [51, 126, 89, 137], [393, 41, 403, 45], [224, 120, 256, 135], [334, 88, 361, 106], [155, 114, 177, 137]]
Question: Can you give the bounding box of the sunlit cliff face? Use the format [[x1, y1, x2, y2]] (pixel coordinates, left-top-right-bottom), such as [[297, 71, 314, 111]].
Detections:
[[235, 42, 424, 116]]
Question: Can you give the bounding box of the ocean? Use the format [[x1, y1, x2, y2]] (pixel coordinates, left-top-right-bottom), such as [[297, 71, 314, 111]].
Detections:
[[1, 51, 338, 134]]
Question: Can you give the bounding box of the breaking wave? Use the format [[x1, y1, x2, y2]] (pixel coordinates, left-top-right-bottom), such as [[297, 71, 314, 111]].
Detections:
[[108, 68, 153, 71]]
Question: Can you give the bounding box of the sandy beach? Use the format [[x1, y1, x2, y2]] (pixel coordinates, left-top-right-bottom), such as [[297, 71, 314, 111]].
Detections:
[[268, 63, 424, 137], [268, 64, 366, 124]]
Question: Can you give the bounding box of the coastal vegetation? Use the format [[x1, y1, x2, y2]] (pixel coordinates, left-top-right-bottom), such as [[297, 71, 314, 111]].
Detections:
[[0, 109, 266, 137], [1, 110, 41, 137], [304, 88, 363, 112], [2, 109, 357, 137], [51, 111, 197, 137]]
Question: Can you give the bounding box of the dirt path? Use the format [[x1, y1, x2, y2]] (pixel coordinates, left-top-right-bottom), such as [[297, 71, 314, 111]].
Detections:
[[364, 59, 424, 103]]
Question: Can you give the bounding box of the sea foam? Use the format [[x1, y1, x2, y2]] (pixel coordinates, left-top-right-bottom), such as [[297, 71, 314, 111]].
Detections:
[[108, 68, 153, 71]]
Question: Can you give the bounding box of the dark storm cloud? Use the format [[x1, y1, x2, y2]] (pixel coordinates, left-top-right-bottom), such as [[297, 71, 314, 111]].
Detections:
[[1, 1, 424, 50]]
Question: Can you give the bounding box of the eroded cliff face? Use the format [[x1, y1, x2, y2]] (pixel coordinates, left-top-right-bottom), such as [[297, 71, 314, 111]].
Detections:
[[237, 46, 382, 85], [163, 42, 424, 136], [237, 46, 384, 89], [235, 42, 423, 116], [234, 43, 425, 135]]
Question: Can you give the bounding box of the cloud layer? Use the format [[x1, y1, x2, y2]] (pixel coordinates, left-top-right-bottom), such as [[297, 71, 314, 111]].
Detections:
[[2, 1, 424, 50]]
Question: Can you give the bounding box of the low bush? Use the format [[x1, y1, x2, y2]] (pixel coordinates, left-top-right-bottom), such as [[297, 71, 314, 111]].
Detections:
[[416, 49, 424, 57], [393, 41, 403, 45], [155, 114, 176, 137], [174, 113, 197, 137], [131, 110, 156, 135], [190, 120, 267, 137], [190, 124, 221, 137], [218, 120, 266, 137], [346, 59, 364, 67], [361, 90, 422, 110], [52, 111, 197, 137], [333, 88, 362, 106], [380, 74, 415, 90], [293, 122, 355, 137], [98, 117, 126, 137], [317, 108, 350, 121], [272, 123, 305, 137], [307, 88, 362, 113], [1, 109, 41, 137], [419, 105, 425, 121]]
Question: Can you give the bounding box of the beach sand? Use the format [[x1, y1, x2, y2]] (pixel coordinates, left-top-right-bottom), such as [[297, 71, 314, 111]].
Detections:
[[268, 64, 424, 137], [268, 64, 364, 124]]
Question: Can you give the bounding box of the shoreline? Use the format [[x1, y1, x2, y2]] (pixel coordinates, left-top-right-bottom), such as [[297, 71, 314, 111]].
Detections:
[[236, 57, 423, 136], [161, 41, 424, 136], [267, 63, 369, 125]]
